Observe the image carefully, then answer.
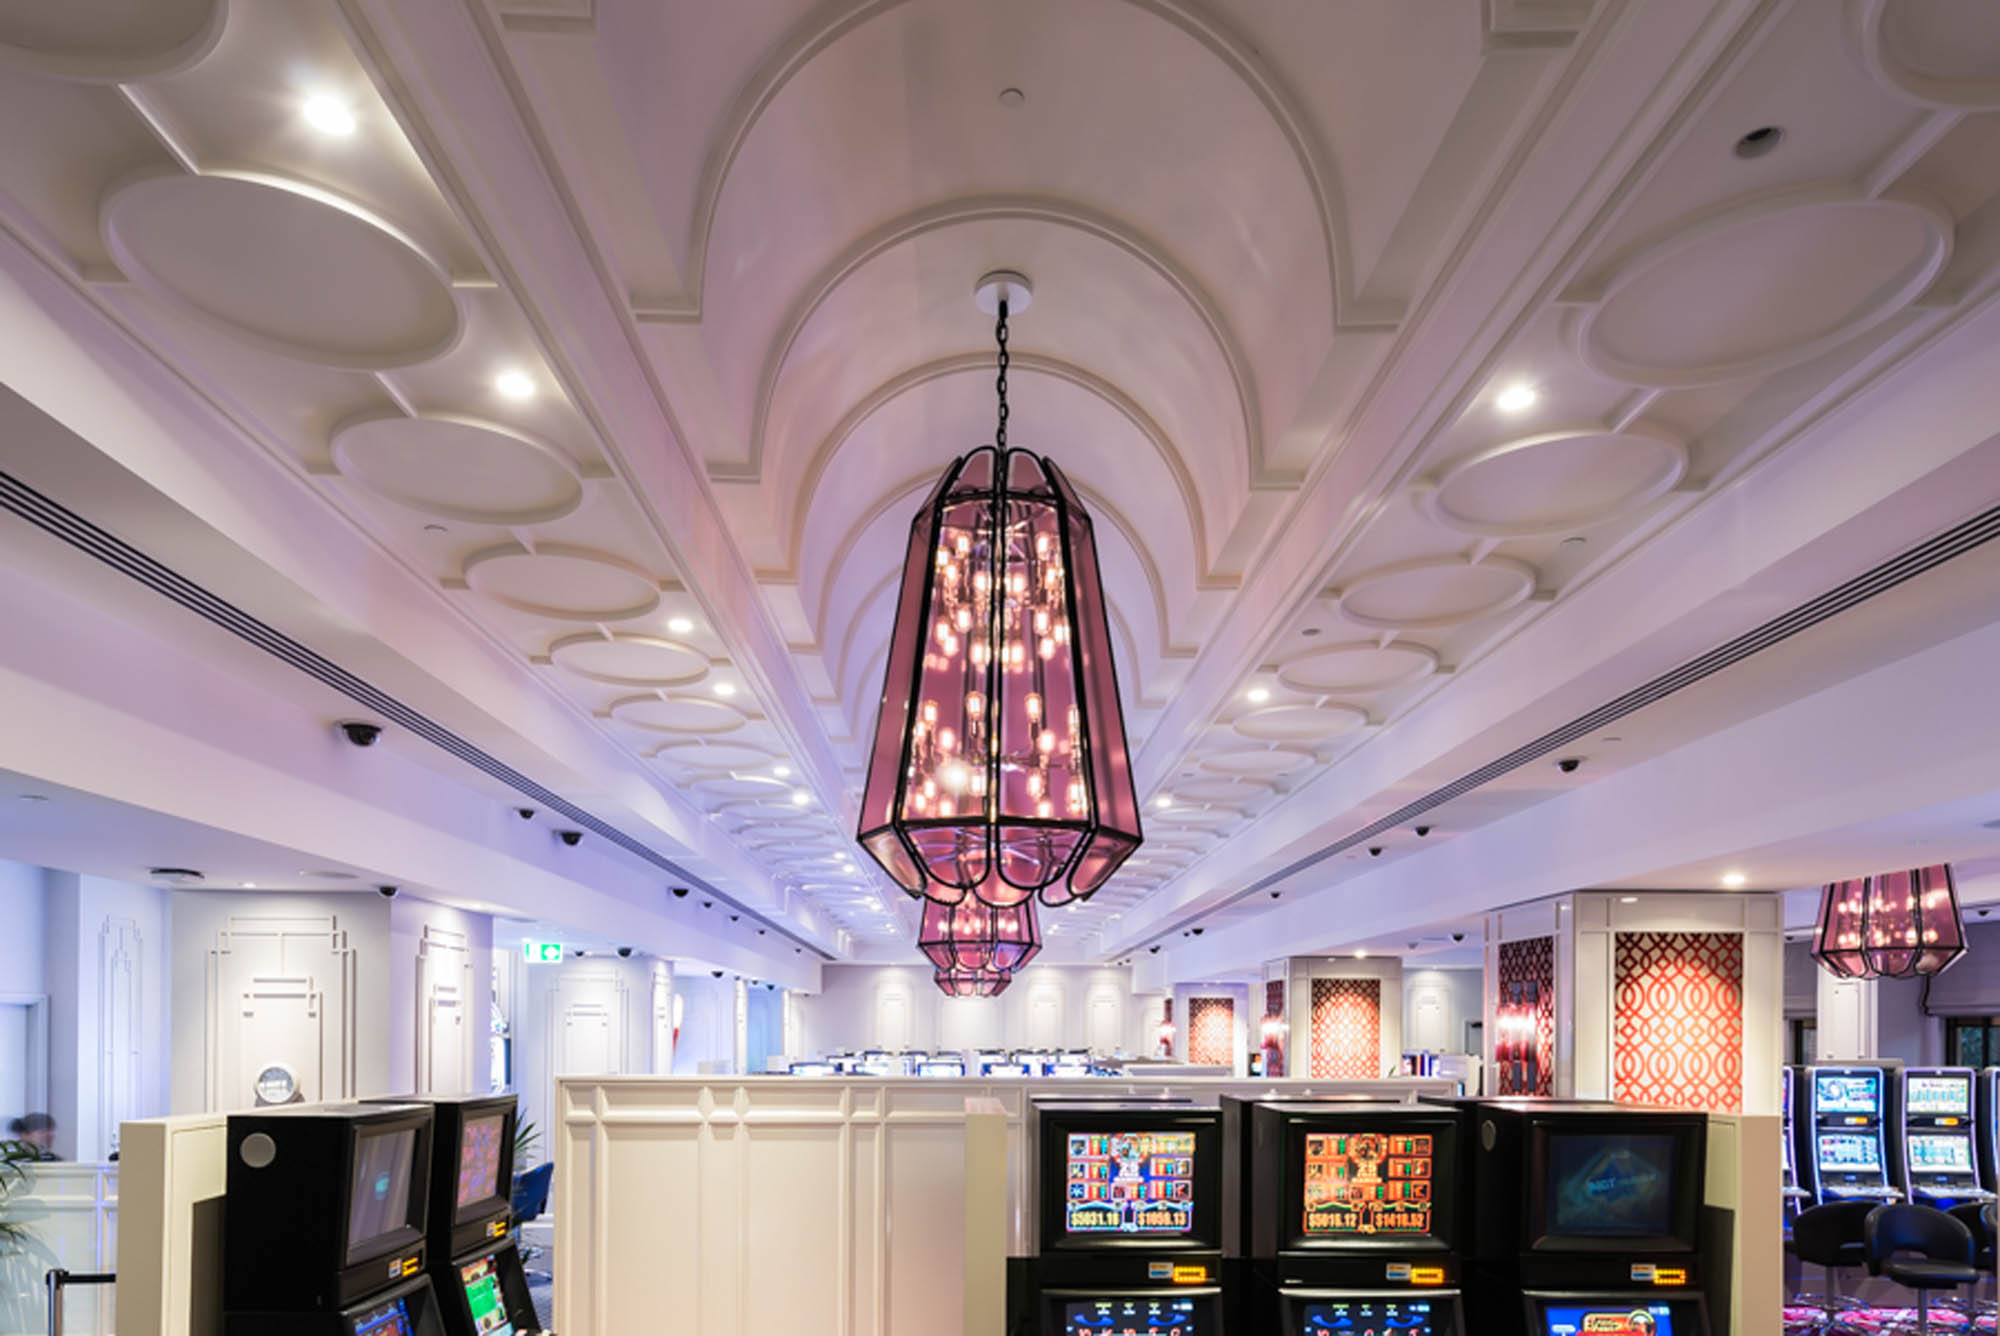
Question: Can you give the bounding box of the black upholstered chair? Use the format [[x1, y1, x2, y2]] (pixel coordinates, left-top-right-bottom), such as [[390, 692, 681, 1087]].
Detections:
[[1864, 1203, 1979, 1335], [1790, 1200, 1876, 1329], [1947, 1202, 1996, 1323]]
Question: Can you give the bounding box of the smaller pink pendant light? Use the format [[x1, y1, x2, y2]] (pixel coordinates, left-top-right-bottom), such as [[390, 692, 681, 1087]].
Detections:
[[1812, 863, 1966, 980], [935, 965, 1013, 998], [917, 894, 1041, 977]]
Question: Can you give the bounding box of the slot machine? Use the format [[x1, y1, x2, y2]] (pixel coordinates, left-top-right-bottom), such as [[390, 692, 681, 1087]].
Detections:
[[1230, 1098, 1466, 1336], [1780, 1068, 1811, 1228], [365, 1094, 540, 1336], [1464, 1099, 1710, 1336], [1897, 1068, 1992, 1208], [1806, 1065, 1902, 1204], [225, 1102, 445, 1336], [1017, 1101, 1228, 1335]]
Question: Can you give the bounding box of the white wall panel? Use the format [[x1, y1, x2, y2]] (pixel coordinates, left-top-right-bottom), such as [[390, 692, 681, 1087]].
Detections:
[[798, 965, 1139, 1058]]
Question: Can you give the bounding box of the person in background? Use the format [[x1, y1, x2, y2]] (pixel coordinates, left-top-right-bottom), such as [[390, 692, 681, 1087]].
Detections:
[[6, 1113, 60, 1160]]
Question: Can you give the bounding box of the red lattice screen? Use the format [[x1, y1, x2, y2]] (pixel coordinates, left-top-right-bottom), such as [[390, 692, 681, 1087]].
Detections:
[[1262, 979, 1286, 1077], [1613, 931, 1744, 1112], [1310, 977, 1380, 1079], [1496, 936, 1555, 1096], [1187, 996, 1235, 1066]]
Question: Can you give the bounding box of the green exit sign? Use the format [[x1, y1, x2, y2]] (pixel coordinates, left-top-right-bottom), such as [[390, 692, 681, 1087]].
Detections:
[[522, 941, 565, 963]]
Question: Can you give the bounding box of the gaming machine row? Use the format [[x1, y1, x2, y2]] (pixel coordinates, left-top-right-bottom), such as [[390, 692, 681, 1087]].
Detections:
[[1008, 1094, 1712, 1336], [1779, 1063, 2000, 1228]]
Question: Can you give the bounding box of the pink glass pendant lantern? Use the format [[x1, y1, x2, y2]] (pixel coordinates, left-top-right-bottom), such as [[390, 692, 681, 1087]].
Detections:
[[917, 894, 1042, 975], [1812, 863, 1966, 980], [935, 964, 1014, 998], [859, 273, 1141, 911]]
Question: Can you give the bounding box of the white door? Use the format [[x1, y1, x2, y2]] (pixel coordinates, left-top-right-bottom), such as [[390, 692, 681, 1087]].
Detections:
[[561, 1003, 616, 1075], [876, 986, 912, 1049], [1409, 985, 1450, 1052], [0, 1004, 28, 1125], [1028, 987, 1062, 1049], [1087, 991, 1121, 1055]]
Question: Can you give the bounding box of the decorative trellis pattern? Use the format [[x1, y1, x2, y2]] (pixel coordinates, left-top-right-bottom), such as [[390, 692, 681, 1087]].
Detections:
[[1187, 996, 1235, 1066], [1262, 978, 1287, 1077], [1310, 977, 1380, 1079], [1496, 935, 1555, 1096], [1613, 931, 1744, 1112]]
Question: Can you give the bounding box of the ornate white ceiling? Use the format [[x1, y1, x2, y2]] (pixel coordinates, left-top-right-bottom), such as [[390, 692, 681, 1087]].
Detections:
[[2, 0, 1998, 960]]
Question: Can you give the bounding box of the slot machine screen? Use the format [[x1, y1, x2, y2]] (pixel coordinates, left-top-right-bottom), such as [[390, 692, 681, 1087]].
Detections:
[[1295, 1128, 1442, 1244], [789, 1061, 835, 1076], [1298, 1297, 1440, 1335], [346, 1127, 420, 1263], [1543, 1135, 1675, 1239], [1907, 1075, 1971, 1116], [986, 1061, 1030, 1077], [1066, 1130, 1197, 1235], [1540, 1303, 1679, 1335], [1058, 1295, 1203, 1334], [456, 1114, 507, 1215], [1817, 1132, 1883, 1173], [349, 1293, 415, 1336], [1908, 1133, 1974, 1173], [459, 1255, 516, 1336], [1814, 1072, 1880, 1115]]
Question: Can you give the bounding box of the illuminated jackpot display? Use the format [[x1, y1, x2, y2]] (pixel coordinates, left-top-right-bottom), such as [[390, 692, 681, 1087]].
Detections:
[[1540, 1305, 1677, 1336], [1060, 1296, 1201, 1334], [1301, 1130, 1435, 1236], [1066, 1130, 1197, 1234]]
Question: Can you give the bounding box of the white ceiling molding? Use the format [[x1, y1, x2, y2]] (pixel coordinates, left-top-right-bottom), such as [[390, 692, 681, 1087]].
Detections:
[[100, 169, 463, 370], [1564, 184, 1954, 388], [329, 411, 585, 526], [1416, 423, 1689, 537], [0, 0, 225, 83], [545, 632, 710, 689], [1850, 0, 2000, 110], [461, 542, 663, 621], [607, 693, 748, 736], [651, 740, 781, 772], [1333, 555, 1538, 631]]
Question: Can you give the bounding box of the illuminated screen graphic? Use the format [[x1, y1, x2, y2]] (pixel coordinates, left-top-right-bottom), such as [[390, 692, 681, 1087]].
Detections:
[[346, 1129, 416, 1261], [1541, 1304, 1676, 1336], [459, 1255, 515, 1336], [1815, 1073, 1880, 1115], [1061, 1296, 1200, 1334], [1909, 1133, 1975, 1173], [1066, 1131, 1197, 1234], [1907, 1076, 1971, 1117], [1300, 1131, 1436, 1237], [1300, 1298, 1437, 1334], [1546, 1134, 1675, 1238], [1817, 1133, 1883, 1172], [457, 1114, 506, 1210], [350, 1295, 414, 1336]]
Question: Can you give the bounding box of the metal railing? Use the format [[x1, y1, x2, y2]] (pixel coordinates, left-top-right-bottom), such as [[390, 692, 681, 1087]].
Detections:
[[43, 1269, 112, 1336]]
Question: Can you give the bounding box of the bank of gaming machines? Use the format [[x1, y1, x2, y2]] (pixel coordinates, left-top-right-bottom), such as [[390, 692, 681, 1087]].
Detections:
[[1018, 1100, 1226, 1334], [226, 1096, 540, 1336], [1229, 1098, 1466, 1336], [225, 1101, 445, 1335], [1465, 1099, 1710, 1336], [1897, 1067, 1993, 1208]]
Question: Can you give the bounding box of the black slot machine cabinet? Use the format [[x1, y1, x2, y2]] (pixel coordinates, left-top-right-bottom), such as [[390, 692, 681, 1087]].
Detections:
[[1016, 1101, 1228, 1335], [368, 1094, 540, 1336], [1805, 1064, 1903, 1204], [1896, 1067, 1993, 1209], [225, 1102, 446, 1336], [1464, 1099, 1710, 1336], [1232, 1099, 1467, 1336], [1780, 1067, 1811, 1229]]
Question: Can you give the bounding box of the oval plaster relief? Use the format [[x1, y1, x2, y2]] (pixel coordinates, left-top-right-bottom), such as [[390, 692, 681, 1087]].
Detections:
[[463, 543, 660, 622], [1423, 425, 1688, 537], [332, 414, 583, 526], [0, 0, 222, 81], [610, 694, 745, 735], [550, 634, 708, 689], [1276, 641, 1438, 695], [1335, 557, 1536, 631]]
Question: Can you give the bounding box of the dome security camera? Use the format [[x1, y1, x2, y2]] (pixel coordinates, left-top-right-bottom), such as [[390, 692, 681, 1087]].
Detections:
[[729, 914, 740, 923], [1191, 927, 1204, 936], [1368, 846, 1384, 857], [1556, 757, 1582, 774], [1149, 945, 1161, 954], [516, 808, 535, 820], [556, 830, 583, 847], [616, 946, 633, 958], [1451, 932, 1466, 942], [702, 900, 713, 909], [338, 721, 382, 747], [376, 884, 399, 899], [572, 949, 585, 958], [711, 969, 724, 978], [1270, 890, 1281, 899], [671, 886, 690, 899], [1414, 825, 1431, 837]]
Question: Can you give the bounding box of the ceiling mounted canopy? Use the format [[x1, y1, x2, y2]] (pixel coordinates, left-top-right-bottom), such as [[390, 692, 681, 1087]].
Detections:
[[859, 271, 1142, 926], [1812, 863, 1967, 980]]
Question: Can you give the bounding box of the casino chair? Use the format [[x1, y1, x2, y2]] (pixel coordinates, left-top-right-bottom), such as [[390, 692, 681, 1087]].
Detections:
[[1863, 1203, 1979, 1336], [511, 1162, 556, 1285], [1943, 1203, 1998, 1326], [1788, 1200, 1875, 1332]]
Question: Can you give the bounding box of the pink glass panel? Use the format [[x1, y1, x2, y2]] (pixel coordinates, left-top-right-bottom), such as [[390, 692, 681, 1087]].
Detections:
[[1813, 865, 1964, 979], [917, 894, 1042, 973]]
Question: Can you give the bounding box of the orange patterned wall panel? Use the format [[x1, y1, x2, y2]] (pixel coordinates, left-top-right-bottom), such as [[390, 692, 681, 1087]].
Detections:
[[1613, 931, 1744, 1113], [1187, 996, 1235, 1066], [1310, 977, 1380, 1079]]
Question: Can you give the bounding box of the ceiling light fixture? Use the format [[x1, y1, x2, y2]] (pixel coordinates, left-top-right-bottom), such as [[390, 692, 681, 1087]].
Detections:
[[1154, 794, 1173, 810], [791, 790, 810, 807], [493, 368, 536, 401], [240, 882, 257, 889], [1354, 948, 1368, 959], [857, 270, 1141, 936], [714, 682, 737, 697], [1813, 863, 1965, 980], [774, 764, 792, 778], [1495, 383, 1538, 414], [1246, 686, 1271, 704], [301, 93, 357, 137], [1720, 871, 1747, 889], [668, 616, 694, 634]]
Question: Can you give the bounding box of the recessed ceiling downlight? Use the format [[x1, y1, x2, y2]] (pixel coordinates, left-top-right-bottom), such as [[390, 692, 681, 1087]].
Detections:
[[301, 870, 359, 881], [301, 93, 357, 137], [148, 867, 205, 885], [1733, 125, 1783, 159]]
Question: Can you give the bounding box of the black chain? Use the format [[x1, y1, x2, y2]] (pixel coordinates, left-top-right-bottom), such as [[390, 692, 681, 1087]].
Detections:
[[995, 296, 1009, 449]]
